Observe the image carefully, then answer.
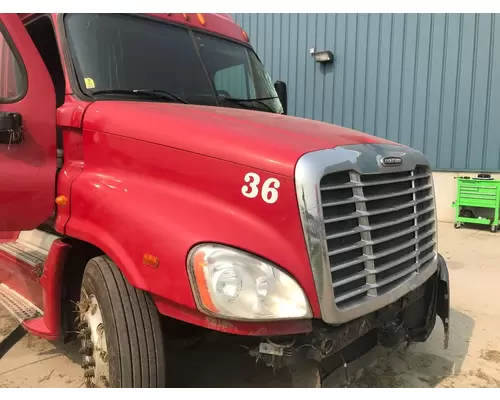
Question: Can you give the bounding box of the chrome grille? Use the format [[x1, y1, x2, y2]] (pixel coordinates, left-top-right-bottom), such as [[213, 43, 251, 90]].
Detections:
[[319, 166, 436, 309]]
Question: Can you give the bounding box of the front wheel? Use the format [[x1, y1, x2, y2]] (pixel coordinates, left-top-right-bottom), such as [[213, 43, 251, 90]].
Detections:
[[76, 256, 166, 388]]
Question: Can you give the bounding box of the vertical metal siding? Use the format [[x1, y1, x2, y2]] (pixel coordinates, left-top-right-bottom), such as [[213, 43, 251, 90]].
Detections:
[[232, 13, 500, 172]]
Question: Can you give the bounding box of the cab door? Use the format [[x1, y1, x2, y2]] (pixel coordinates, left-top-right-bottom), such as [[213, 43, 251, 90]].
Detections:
[[0, 14, 56, 231]]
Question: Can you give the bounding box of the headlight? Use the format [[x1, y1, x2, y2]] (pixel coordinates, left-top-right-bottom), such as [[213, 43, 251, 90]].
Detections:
[[187, 244, 312, 320]]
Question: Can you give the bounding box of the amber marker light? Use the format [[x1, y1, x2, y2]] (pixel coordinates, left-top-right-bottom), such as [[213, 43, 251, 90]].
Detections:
[[192, 250, 217, 313], [143, 254, 159, 268], [197, 13, 205, 26], [242, 29, 249, 42], [55, 195, 68, 206]]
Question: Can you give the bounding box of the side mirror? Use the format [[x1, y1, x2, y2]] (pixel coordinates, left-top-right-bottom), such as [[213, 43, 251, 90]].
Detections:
[[274, 80, 288, 115]]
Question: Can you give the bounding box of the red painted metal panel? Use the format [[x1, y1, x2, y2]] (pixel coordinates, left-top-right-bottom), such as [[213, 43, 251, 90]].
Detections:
[[24, 239, 70, 340], [0, 14, 56, 231]]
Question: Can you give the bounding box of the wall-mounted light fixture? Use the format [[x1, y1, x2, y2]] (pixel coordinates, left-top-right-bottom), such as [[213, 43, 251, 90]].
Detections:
[[311, 50, 334, 63]]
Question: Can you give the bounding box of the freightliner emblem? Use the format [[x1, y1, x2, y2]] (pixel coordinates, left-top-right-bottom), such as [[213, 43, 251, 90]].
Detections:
[[380, 156, 403, 167]]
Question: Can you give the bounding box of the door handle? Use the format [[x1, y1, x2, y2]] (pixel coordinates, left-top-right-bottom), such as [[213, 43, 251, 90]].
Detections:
[[0, 112, 23, 145]]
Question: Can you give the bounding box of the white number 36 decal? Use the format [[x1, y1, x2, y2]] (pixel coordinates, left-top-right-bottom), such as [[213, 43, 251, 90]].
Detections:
[[241, 172, 280, 204]]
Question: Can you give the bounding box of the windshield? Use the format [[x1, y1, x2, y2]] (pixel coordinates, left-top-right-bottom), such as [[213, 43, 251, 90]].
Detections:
[[64, 13, 283, 114]]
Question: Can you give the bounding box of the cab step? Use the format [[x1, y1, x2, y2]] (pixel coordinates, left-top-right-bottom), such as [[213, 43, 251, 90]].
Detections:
[[0, 283, 43, 322], [0, 229, 68, 341], [0, 229, 60, 275]]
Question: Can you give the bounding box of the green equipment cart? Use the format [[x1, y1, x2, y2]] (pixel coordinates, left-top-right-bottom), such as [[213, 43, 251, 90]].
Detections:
[[452, 176, 500, 232]]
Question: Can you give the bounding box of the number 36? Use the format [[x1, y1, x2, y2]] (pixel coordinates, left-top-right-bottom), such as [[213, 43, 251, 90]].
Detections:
[[241, 172, 280, 204]]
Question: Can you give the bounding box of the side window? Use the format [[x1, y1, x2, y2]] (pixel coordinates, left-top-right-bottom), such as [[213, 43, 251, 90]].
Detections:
[[0, 27, 26, 101], [214, 64, 255, 99]]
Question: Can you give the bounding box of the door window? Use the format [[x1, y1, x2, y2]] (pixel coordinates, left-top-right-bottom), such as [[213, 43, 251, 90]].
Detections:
[[0, 26, 26, 102]]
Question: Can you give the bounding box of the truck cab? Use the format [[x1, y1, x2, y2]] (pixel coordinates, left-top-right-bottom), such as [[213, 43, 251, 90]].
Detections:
[[0, 13, 450, 388]]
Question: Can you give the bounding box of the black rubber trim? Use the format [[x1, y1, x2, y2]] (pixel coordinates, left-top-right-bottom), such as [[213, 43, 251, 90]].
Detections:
[[0, 21, 28, 104]]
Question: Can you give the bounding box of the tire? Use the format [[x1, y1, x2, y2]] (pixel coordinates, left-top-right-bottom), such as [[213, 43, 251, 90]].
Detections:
[[491, 225, 498, 233], [77, 256, 166, 388]]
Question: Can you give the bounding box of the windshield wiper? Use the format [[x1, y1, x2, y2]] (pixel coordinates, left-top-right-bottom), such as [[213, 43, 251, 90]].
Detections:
[[232, 96, 279, 101], [91, 89, 189, 104], [218, 96, 278, 113]]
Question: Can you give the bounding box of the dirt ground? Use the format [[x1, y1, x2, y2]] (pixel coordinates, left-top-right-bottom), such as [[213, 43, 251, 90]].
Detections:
[[1, 221, 500, 388]]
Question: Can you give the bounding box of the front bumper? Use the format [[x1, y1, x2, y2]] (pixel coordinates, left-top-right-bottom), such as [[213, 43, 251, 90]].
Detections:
[[249, 253, 450, 386]]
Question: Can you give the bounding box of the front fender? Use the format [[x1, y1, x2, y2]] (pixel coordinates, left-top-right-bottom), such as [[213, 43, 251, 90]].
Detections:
[[66, 130, 320, 318]]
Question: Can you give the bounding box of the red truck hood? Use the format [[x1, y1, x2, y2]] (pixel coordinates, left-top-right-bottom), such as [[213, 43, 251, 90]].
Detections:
[[83, 101, 398, 177]]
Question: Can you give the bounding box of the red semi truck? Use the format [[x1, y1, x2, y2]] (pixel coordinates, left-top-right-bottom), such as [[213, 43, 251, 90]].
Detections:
[[0, 13, 449, 388]]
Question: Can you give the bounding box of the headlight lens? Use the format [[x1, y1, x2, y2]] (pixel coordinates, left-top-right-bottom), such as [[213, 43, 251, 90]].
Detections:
[[187, 244, 312, 320]]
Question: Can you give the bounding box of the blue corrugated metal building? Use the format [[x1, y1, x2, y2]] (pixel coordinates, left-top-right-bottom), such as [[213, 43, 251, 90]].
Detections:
[[232, 14, 500, 173]]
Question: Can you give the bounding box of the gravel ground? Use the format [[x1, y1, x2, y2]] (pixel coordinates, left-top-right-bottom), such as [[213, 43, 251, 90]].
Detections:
[[1, 222, 499, 388]]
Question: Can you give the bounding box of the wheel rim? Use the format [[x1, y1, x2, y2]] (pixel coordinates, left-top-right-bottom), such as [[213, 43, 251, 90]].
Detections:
[[78, 288, 110, 388]]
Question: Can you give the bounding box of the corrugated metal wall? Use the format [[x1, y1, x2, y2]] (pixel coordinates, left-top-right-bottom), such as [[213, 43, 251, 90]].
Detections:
[[232, 14, 500, 172]]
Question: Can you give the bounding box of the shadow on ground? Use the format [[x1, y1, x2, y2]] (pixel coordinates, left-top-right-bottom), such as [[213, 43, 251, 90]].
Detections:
[[163, 308, 475, 388], [165, 332, 293, 388], [350, 309, 474, 387]]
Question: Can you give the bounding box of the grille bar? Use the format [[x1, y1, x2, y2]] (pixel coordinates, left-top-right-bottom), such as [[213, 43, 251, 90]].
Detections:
[[334, 251, 437, 303], [320, 171, 431, 191], [371, 218, 435, 245], [320, 166, 436, 309], [326, 214, 435, 243], [328, 240, 371, 256], [327, 219, 435, 257], [324, 195, 434, 224], [326, 205, 435, 240], [374, 237, 418, 258], [329, 234, 436, 274], [330, 255, 371, 272], [322, 183, 432, 208]]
